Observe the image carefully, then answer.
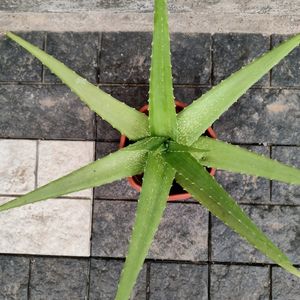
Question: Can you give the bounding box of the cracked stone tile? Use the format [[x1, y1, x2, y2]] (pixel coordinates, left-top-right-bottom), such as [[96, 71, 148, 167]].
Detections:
[[211, 205, 300, 264], [210, 265, 269, 299], [149, 263, 208, 300], [37, 140, 94, 198], [0, 139, 36, 195], [92, 200, 208, 261], [30, 257, 89, 299], [89, 259, 146, 300], [0, 197, 92, 256]]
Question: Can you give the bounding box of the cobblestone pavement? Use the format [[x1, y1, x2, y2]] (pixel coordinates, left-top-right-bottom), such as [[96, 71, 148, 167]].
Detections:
[[0, 32, 299, 299]]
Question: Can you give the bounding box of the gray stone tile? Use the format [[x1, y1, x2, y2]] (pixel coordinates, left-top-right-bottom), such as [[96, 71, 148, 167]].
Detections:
[[212, 33, 270, 86], [216, 146, 270, 204], [272, 146, 300, 205], [30, 257, 89, 300], [89, 259, 146, 300], [99, 32, 152, 84], [149, 263, 208, 300], [210, 265, 269, 300], [0, 32, 44, 82], [272, 267, 300, 300], [211, 205, 300, 263], [44, 32, 98, 83], [271, 35, 300, 87], [92, 201, 208, 261], [0, 84, 95, 139], [174, 86, 207, 105], [0, 256, 29, 300], [213, 88, 300, 145]]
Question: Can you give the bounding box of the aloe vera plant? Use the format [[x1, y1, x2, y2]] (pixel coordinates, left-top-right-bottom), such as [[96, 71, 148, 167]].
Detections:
[[2, 0, 300, 298]]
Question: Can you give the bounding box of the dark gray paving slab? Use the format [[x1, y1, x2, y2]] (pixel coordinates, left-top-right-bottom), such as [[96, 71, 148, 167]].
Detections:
[[0, 32, 43, 82], [0, 256, 29, 300], [272, 267, 300, 300], [0, 84, 95, 139], [149, 263, 208, 300], [216, 146, 270, 204], [210, 265, 269, 300], [211, 205, 300, 263], [212, 33, 270, 86], [213, 88, 300, 145], [271, 35, 300, 87], [44, 32, 98, 83], [30, 257, 89, 300], [92, 200, 208, 261], [89, 259, 146, 300], [272, 146, 300, 205], [174, 86, 207, 105]]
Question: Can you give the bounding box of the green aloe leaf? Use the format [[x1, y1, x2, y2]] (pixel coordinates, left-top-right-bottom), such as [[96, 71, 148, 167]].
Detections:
[[164, 151, 300, 277], [0, 137, 165, 212], [6, 32, 149, 141], [190, 136, 300, 185], [149, 0, 177, 139], [176, 33, 300, 145], [115, 150, 175, 300]]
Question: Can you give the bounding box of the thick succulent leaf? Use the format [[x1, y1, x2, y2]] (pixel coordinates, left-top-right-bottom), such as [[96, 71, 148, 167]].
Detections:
[[176, 33, 300, 145], [164, 151, 300, 277], [0, 137, 165, 212], [191, 136, 300, 185], [116, 150, 175, 300], [148, 0, 177, 139], [6, 32, 149, 140]]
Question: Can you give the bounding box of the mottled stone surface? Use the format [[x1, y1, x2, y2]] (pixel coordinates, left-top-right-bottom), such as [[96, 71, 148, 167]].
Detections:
[[38, 140, 94, 198], [92, 201, 208, 261], [211, 205, 300, 263], [174, 86, 207, 105], [0, 139, 36, 195], [99, 32, 152, 84], [0, 256, 29, 300], [216, 146, 270, 204], [272, 146, 300, 205], [149, 263, 208, 300], [212, 33, 270, 86], [89, 259, 146, 300], [214, 88, 300, 145], [0, 85, 95, 139], [45, 32, 98, 83], [30, 257, 89, 299], [271, 35, 300, 87], [272, 267, 300, 300], [0, 32, 43, 82], [210, 265, 269, 299]]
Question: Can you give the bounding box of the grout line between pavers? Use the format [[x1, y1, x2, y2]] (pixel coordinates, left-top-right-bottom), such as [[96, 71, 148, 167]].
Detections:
[[207, 212, 212, 300], [146, 262, 151, 300], [269, 265, 273, 300], [27, 258, 32, 300], [269, 146, 273, 204]]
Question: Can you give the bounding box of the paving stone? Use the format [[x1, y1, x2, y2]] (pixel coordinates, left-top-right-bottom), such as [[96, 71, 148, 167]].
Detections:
[[271, 35, 300, 87], [210, 265, 269, 299], [272, 146, 300, 205], [272, 267, 300, 300], [92, 200, 208, 261], [213, 88, 300, 145], [99, 32, 152, 84], [211, 205, 300, 263], [0, 256, 29, 300], [0, 139, 36, 195], [89, 259, 146, 300], [149, 263, 208, 300], [0, 32, 44, 82], [44, 32, 98, 83], [0, 84, 95, 139], [37, 140, 94, 198], [171, 33, 211, 85], [174, 86, 207, 105], [0, 197, 91, 256], [212, 33, 270, 86], [216, 146, 270, 204], [30, 257, 89, 299]]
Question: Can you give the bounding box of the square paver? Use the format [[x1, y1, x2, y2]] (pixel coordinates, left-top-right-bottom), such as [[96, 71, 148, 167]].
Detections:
[[0, 139, 36, 195], [37, 140, 95, 198]]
